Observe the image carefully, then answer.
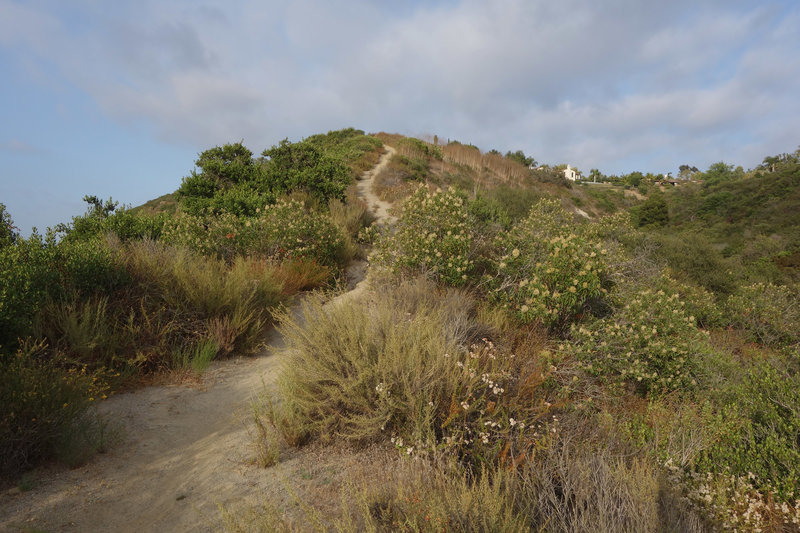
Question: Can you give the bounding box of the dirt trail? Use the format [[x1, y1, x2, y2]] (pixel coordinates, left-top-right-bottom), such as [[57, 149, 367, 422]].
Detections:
[[356, 145, 396, 225], [0, 147, 397, 533]]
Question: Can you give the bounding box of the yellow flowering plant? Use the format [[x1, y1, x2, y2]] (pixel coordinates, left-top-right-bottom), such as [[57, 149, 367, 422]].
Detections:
[[373, 185, 474, 286], [1, 340, 109, 477], [161, 199, 346, 267], [485, 198, 610, 331], [563, 289, 708, 394]]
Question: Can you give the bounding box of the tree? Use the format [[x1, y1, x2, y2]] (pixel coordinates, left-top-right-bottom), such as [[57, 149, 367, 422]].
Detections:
[[0, 203, 18, 249], [637, 194, 669, 227], [194, 142, 255, 186], [678, 164, 699, 180], [82, 195, 118, 218], [262, 139, 351, 202], [588, 168, 603, 182], [625, 171, 644, 188], [701, 161, 743, 187], [505, 149, 537, 168]]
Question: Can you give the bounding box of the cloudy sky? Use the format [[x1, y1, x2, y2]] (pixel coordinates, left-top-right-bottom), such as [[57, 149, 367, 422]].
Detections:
[[1, 0, 799, 234]]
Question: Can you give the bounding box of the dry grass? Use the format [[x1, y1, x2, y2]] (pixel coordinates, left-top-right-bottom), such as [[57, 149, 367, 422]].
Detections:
[[270, 279, 478, 447], [328, 187, 375, 262], [372, 159, 421, 203]]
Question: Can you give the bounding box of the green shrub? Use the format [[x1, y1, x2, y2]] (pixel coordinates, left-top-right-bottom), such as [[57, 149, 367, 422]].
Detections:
[[656, 275, 724, 328], [161, 199, 346, 268], [564, 289, 708, 394], [486, 198, 610, 331], [63, 207, 165, 243], [0, 234, 59, 347], [696, 363, 800, 502], [0, 340, 108, 477], [305, 128, 384, 177], [635, 194, 669, 227], [55, 237, 129, 296], [652, 232, 737, 295], [373, 186, 474, 286], [725, 282, 800, 348], [0, 202, 19, 249], [261, 139, 352, 203], [468, 194, 512, 229]]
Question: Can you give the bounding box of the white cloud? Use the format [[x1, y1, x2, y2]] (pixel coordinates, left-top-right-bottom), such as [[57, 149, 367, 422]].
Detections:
[[2, 0, 799, 173]]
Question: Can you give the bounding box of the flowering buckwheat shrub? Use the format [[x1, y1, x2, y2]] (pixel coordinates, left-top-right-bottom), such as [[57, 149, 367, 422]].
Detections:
[[424, 339, 554, 468], [372, 185, 474, 286], [564, 289, 708, 394], [161, 199, 346, 266], [485, 198, 609, 331], [665, 463, 800, 532], [274, 281, 553, 470], [726, 282, 800, 349]]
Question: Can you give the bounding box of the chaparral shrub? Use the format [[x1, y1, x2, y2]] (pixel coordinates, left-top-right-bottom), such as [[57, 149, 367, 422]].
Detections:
[[485, 198, 610, 332], [725, 282, 800, 349], [695, 362, 800, 503], [161, 199, 346, 268], [563, 289, 709, 394], [0, 340, 109, 477], [0, 234, 59, 348], [372, 185, 474, 286]]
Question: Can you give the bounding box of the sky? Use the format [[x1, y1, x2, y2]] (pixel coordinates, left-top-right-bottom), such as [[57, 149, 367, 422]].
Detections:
[[1, 0, 799, 235]]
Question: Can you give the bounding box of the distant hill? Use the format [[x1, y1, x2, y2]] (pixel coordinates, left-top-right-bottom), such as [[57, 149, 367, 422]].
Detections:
[[640, 151, 800, 291]]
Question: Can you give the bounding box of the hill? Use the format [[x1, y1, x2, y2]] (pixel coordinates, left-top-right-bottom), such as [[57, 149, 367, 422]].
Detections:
[[2, 131, 799, 532]]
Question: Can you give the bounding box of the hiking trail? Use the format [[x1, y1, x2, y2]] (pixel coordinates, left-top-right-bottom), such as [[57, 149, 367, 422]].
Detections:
[[1, 145, 397, 533]]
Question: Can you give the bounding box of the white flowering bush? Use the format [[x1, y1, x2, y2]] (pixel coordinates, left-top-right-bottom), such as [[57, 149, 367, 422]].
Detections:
[[666, 465, 800, 531], [485, 198, 610, 331], [372, 185, 474, 286], [726, 282, 800, 349], [428, 339, 554, 468], [564, 289, 708, 394], [161, 199, 346, 267]]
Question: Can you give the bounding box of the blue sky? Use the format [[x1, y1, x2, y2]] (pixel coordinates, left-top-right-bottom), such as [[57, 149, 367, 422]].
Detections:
[[2, 0, 799, 235]]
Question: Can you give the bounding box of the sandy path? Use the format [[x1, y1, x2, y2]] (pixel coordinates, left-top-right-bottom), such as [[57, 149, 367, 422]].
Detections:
[[0, 146, 396, 533], [356, 145, 396, 225]]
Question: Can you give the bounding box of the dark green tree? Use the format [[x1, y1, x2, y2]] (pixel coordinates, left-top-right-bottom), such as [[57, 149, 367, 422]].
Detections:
[[0, 203, 18, 249], [505, 149, 536, 168], [625, 171, 644, 188], [702, 161, 743, 187], [261, 140, 350, 202], [82, 195, 118, 218], [637, 194, 669, 227], [194, 142, 255, 186]]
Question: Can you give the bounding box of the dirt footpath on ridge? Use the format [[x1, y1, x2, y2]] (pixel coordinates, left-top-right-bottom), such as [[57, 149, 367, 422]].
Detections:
[[0, 146, 398, 533]]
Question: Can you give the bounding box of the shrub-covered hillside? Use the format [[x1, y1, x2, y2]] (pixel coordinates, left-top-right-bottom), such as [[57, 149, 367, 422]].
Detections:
[[3, 130, 800, 531], [245, 145, 800, 531], [0, 128, 382, 478], [623, 149, 800, 303]]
